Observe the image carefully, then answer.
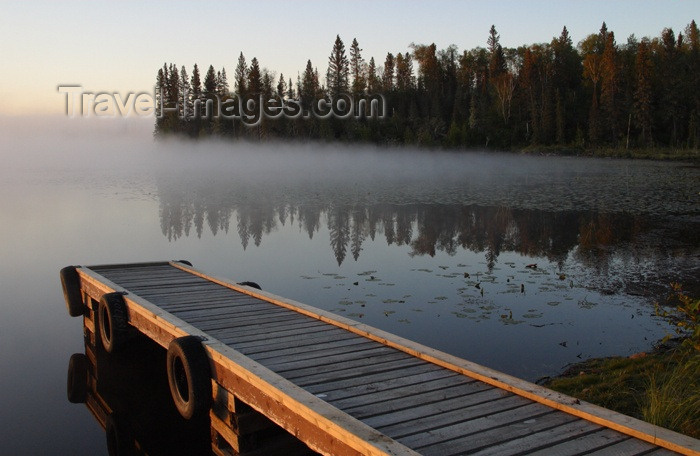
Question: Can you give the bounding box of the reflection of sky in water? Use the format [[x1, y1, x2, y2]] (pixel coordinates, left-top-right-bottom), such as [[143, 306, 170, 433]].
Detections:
[[0, 133, 698, 453]]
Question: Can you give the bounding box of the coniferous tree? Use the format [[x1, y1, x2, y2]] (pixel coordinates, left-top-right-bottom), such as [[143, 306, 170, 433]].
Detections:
[[235, 52, 247, 98], [154, 66, 167, 136], [349, 38, 366, 95], [301, 60, 317, 110], [190, 64, 202, 137], [179, 65, 191, 131], [287, 77, 295, 99], [217, 69, 229, 97], [382, 53, 395, 91], [247, 58, 262, 96], [327, 35, 349, 98], [277, 73, 286, 98], [202, 65, 218, 133], [217, 68, 233, 135], [366, 57, 381, 93]]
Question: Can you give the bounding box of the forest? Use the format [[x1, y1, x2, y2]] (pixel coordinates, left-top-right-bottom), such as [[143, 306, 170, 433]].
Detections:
[[154, 21, 700, 152]]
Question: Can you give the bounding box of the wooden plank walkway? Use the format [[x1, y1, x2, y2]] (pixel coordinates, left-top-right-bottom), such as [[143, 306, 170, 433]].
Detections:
[[63, 261, 700, 456]]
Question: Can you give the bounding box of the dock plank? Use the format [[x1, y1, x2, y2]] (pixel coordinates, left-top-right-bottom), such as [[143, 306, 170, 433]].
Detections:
[[255, 341, 382, 368], [265, 346, 395, 373], [329, 374, 476, 410], [291, 357, 428, 388], [302, 363, 443, 396], [310, 368, 459, 403], [584, 437, 665, 455], [362, 388, 513, 430], [248, 336, 373, 362], [239, 332, 364, 356], [345, 381, 497, 420], [414, 410, 578, 455], [526, 428, 632, 455], [378, 395, 533, 438], [465, 419, 603, 456]]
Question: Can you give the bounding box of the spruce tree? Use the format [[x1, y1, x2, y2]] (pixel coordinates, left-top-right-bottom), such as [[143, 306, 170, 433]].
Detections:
[[247, 58, 262, 96], [367, 57, 381, 93], [179, 65, 191, 129], [327, 35, 349, 98], [382, 53, 395, 91], [277, 73, 286, 98], [235, 52, 247, 98], [190, 64, 202, 136], [349, 38, 366, 95]]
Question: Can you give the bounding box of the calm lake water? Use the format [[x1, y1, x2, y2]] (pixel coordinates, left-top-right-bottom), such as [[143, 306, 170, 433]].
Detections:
[[1, 119, 698, 454]]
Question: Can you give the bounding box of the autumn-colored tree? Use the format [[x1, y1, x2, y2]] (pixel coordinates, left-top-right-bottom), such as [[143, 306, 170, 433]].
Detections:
[[395, 52, 414, 91], [600, 31, 619, 142]]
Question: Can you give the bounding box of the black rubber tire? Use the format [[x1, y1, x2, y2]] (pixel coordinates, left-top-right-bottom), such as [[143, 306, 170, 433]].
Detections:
[[60, 266, 86, 317], [238, 281, 262, 290], [98, 292, 130, 354], [105, 413, 136, 456], [177, 260, 192, 266], [67, 353, 88, 404], [166, 336, 212, 420]]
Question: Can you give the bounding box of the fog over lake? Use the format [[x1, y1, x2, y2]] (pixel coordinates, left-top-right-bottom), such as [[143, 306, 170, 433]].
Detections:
[[0, 117, 698, 454]]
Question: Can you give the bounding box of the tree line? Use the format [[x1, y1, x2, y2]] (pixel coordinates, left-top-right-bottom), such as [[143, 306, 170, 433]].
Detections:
[[154, 21, 700, 151]]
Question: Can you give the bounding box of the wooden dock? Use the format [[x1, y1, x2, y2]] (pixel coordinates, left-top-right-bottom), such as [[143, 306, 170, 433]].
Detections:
[[61, 261, 700, 456]]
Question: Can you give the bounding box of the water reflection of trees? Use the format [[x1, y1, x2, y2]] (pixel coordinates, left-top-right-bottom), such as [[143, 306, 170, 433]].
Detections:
[[156, 177, 697, 279]]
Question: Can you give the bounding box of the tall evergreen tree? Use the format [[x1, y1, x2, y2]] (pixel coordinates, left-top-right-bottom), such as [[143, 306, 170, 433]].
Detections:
[[202, 65, 218, 133], [382, 52, 395, 91], [247, 58, 262, 96], [204, 65, 217, 94], [179, 65, 191, 128], [277, 73, 286, 98], [366, 57, 381, 93], [217, 68, 229, 97], [349, 38, 366, 95], [154, 66, 167, 135], [301, 60, 318, 109], [327, 35, 349, 98], [235, 52, 247, 98], [190, 63, 202, 136]]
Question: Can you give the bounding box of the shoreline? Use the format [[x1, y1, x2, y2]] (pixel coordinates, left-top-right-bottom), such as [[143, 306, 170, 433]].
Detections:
[[540, 337, 699, 438]]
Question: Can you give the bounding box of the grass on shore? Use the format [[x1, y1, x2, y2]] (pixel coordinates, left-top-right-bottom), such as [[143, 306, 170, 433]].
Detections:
[[544, 346, 700, 438]]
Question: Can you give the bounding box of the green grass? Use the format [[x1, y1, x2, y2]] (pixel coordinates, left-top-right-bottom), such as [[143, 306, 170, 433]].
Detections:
[[544, 347, 700, 438], [643, 357, 700, 437]]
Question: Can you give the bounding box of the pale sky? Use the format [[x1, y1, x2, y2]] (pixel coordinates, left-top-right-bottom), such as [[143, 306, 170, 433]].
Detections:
[[0, 0, 696, 116]]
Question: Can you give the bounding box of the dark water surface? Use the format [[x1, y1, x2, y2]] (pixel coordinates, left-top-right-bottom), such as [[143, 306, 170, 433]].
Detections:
[[1, 120, 698, 453]]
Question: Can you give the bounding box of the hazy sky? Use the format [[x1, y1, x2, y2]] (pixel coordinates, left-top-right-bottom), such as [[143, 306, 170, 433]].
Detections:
[[0, 1, 696, 116]]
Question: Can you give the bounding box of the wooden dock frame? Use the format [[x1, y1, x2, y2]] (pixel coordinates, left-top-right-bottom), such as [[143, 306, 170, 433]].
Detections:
[[65, 261, 700, 456]]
